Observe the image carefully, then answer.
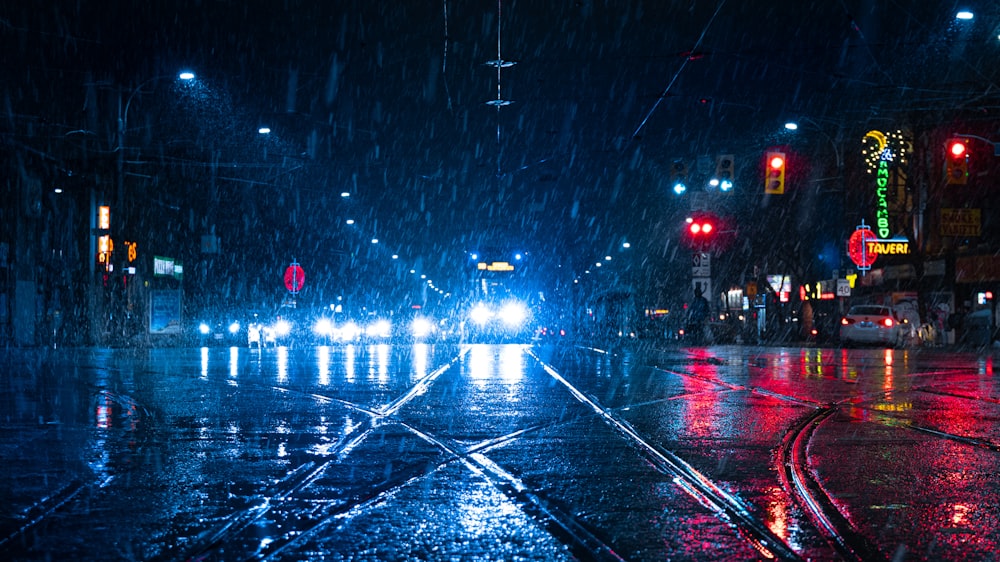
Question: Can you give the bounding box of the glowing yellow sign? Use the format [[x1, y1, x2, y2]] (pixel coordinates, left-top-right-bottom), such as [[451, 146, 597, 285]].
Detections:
[[865, 240, 910, 255], [478, 261, 515, 272], [98, 206, 111, 230]]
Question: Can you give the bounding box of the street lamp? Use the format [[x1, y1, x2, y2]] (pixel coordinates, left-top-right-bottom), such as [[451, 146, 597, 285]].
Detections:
[[105, 70, 194, 345], [784, 118, 843, 172], [117, 71, 196, 232]]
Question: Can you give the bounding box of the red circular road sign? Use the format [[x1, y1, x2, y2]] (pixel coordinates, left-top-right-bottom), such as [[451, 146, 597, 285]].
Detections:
[[284, 263, 305, 292], [847, 227, 878, 268]]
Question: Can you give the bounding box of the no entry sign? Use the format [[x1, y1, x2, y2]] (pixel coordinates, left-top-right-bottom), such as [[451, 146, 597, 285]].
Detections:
[[284, 262, 305, 293]]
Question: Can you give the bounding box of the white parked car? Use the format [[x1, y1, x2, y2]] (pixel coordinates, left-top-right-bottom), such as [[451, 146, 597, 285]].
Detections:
[[840, 305, 910, 347]]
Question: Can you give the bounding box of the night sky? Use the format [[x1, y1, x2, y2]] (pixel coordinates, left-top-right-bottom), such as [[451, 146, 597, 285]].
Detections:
[[3, 1, 995, 308]]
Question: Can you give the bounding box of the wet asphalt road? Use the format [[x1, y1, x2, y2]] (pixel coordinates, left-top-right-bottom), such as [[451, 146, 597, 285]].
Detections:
[[2, 342, 1000, 561]]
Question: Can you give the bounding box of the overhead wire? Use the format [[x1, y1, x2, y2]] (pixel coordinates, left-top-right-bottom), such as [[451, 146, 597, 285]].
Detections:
[[630, 0, 727, 140]]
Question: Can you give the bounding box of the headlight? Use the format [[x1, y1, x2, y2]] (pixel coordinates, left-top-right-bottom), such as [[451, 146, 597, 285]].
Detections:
[[337, 321, 360, 341], [499, 301, 528, 327], [228, 321, 241, 334], [199, 322, 211, 335], [411, 317, 434, 339], [469, 303, 492, 326], [273, 319, 292, 336], [366, 319, 392, 338], [313, 318, 334, 336]]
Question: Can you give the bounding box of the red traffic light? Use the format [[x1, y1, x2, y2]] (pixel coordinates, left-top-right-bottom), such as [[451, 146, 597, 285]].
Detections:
[[768, 154, 785, 169], [689, 221, 713, 235], [686, 216, 715, 237], [948, 140, 967, 158], [945, 138, 969, 185]]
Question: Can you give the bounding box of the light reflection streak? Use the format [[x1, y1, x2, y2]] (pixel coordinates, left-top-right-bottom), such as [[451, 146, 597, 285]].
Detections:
[[765, 486, 795, 548], [277, 347, 288, 383], [455, 487, 519, 536], [468, 345, 492, 387], [317, 346, 330, 386], [377, 343, 389, 383], [345, 345, 356, 382], [978, 356, 993, 376], [413, 343, 428, 380], [229, 347, 239, 378], [201, 347, 209, 379], [952, 503, 970, 525], [883, 349, 894, 401], [499, 345, 524, 384]]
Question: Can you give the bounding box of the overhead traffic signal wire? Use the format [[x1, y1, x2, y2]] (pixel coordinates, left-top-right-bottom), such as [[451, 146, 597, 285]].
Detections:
[[630, 0, 727, 140]]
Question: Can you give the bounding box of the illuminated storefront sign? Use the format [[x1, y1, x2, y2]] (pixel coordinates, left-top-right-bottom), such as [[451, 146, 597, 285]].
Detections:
[[865, 239, 910, 255], [847, 221, 910, 271], [874, 159, 890, 238], [862, 129, 911, 240], [477, 261, 515, 272]]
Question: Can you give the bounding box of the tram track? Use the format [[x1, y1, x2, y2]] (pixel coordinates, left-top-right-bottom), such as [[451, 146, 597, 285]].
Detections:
[[640, 347, 1000, 562], [13, 344, 999, 561], [529, 347, 805, 561], [168, 344, 634, 561]]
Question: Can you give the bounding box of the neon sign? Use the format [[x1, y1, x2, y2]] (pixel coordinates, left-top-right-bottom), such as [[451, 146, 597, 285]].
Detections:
[[874, 158, 891, 238], [847, 221, 910, 272]]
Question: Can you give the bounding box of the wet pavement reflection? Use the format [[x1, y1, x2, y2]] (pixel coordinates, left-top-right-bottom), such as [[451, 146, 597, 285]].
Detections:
[[1, 343, 999, 560]]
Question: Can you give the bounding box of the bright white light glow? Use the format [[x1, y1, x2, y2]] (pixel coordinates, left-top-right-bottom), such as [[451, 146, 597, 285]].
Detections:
[[784, 122, 799, 130], [956, 10, 974, 20], [199, 322, 210, 335], [178, 72, 195, 80], [346, 219, 355, 225], [411, 317, 433, 339], [273, 319, 292, 336], [366, 319, 392, 338], [499, 301, 528, 327], [470, 303, 492, 326], [673, 182, 687, 195], [338, 321, 360, 342], [258, 127, 271, 134], [313, 318, 334, 336], [228, 322, 240, 334]]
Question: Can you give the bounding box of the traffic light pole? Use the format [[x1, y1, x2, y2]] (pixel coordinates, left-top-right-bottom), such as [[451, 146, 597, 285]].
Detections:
[[953, 133, 1000, 156]]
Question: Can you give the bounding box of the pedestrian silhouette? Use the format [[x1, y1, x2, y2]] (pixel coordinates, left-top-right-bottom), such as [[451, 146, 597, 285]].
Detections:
[[686, 286, 710, 344]]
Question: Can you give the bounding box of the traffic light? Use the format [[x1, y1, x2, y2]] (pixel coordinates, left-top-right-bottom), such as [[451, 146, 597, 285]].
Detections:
[[764, 151, 785, 194], [945, 138, 968, 185], [686, 216, 715, 245], [714, 154, 734, 192], [670, 160, 688, 195]]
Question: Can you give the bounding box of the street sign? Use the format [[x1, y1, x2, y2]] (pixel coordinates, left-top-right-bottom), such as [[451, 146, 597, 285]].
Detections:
[[693, 277, 712, 300], [692, 252, 711, 277], [836, 279, 851, 297], [284, 262, 305, 293]]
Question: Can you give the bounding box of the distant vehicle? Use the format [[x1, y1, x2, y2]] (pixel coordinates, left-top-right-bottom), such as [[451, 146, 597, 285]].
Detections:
[[840, 305, 909, 347], [194, 312, 245, 347]]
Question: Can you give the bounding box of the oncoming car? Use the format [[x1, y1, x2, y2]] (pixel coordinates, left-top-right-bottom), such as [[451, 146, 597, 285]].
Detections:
[[463, 300, 532, 342], [839, 305, 909, 347]]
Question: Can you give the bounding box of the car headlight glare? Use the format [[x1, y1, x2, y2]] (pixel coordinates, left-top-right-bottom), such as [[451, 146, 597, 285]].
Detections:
[[273, 319, 292, 336], [411, 317, 433, 338], [470, 303, 492, 326], [499, 301, 528, 327]]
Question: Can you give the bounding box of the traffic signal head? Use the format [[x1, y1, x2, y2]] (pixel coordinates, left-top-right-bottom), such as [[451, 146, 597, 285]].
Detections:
[[764, 151, 785, 194], [714, 154, 735, 192], [945, 138, 968, 185], [685, 216, 715, 244], [670, 160, 688, 195]]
